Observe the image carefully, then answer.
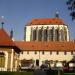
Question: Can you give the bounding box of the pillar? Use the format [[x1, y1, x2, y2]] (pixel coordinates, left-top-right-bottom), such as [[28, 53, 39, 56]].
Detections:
[[5, 52, 8, 71], [31, 27, 33, 41], [67, 27, 69, 41], [58, 26, 61, 41], [10, 49, 14, 71]]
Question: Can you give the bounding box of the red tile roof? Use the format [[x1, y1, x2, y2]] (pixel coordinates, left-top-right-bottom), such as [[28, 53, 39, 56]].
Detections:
[[27, 18, 65, 26], [0, 28, 15, 46], [15, 41, 75, 51]]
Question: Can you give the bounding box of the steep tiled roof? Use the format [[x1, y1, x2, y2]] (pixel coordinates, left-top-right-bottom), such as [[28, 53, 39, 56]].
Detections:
[[15, 41, 75, 51], [0, 28, 15, 46], [27, 18, 65, 26]]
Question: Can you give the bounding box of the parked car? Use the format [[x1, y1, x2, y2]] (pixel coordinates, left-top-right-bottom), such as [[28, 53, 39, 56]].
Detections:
[[21, 64, 34, 71]]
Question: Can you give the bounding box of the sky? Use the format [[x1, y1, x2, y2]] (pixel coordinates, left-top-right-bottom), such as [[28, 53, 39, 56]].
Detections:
[[0, 0, 75, 41]]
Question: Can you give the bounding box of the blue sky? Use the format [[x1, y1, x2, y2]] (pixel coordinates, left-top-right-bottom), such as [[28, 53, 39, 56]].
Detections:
[[0, 0, 75, 40]]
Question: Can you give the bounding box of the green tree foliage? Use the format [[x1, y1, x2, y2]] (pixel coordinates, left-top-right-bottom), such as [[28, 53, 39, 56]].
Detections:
[[66, 0, 75, 20]]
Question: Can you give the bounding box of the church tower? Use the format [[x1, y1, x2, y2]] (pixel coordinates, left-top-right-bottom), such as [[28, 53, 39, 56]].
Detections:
[[24, 13, 69, 42]]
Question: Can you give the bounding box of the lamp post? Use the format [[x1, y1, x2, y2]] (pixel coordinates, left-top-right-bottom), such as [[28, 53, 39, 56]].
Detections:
[[56, 62, 62, 75]]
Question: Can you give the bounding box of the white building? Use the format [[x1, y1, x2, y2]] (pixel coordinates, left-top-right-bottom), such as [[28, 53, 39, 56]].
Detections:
[[15, 18, 75, 67]]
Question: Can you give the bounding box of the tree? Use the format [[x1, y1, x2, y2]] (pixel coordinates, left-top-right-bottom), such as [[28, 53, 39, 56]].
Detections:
[[66, 0, 75, 20]]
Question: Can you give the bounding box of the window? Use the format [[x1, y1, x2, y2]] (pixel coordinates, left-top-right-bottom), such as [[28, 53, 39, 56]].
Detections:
[[56, 51, 59, 55], [38, 29, 42, 41], [64, 51, 67, 55], [35, 51, 37, 54], [24, 27, 26, 41], [71, 51, 73, 55], [44, 29, 48, 41], [27, 51, 29, 54], [55, 29, 59, 41], [64, 27, 67, 41], [50, 28, 54, 41], [33, 29, 36, 41], [42, 51, 44, 55]]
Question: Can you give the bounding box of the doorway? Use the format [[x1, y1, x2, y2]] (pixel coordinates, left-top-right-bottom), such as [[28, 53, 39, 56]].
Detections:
[[36, 59, 39, 66]]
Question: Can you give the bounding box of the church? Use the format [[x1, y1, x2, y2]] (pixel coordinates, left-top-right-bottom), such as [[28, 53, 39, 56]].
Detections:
[[0, 14, 75, 71]]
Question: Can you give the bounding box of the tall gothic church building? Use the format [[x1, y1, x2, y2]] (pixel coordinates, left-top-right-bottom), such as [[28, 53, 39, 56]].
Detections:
[[15, 17, 75, 68], [24, 18, 69, 42]]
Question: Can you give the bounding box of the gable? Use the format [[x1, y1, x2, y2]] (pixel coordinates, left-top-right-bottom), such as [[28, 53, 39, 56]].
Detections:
[[0, 28, 14, 46]]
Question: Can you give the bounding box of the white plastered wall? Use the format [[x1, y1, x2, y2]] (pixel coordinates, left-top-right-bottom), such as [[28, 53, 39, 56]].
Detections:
[[0, 51, 8, 71], [20, 51, 74, 66], [25, 25, 69, 41]]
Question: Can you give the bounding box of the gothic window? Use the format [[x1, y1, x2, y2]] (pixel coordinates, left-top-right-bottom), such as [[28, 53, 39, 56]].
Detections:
[[0, 52, 5, 67], [50, 28, 53, 41], [56, 51, 59, 55], [38, 29, 42, 41], [44, 29, 48, 41], [33, 29, 36, 41], [30, 28, 33, 41], [24, 27, 26, 41], [64, 27, 67, 41], [55, 29, 59, 41]]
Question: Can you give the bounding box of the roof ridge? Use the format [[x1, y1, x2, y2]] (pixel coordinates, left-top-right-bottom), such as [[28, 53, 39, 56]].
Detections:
[[26, 18, 65, 26]]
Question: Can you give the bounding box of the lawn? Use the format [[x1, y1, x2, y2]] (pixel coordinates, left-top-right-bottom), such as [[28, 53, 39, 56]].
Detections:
[[0, 71, 33, 75], [64, 73, 75, 75]]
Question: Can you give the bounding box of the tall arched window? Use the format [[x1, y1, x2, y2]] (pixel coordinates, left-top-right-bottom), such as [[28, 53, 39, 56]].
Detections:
[[30, 28, 33, 41], [38, 29, 42, 41], [49, 28, 53, 41], [44, 29, 48, 41], [33, 29, 36, 41], [24, 27, 26, 41], [64, 27, 67, 41], [0, 52, 5, 67], [55, 29, 59, 41]]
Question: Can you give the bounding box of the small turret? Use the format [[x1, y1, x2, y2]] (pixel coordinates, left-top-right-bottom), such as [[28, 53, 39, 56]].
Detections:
[[1, 22, 4, 29], [55, 9, 59, 18], [10, 28, 13, 39], [1, 16, 5, 29]]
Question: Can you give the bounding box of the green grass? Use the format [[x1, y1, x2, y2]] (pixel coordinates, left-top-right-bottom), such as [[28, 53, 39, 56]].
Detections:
[[0, 71, 33, 75], [63, 73, 75, 75]]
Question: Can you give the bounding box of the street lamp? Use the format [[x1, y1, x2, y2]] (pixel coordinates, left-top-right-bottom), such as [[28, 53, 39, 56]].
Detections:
[[56, 62, 63, 75]]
